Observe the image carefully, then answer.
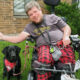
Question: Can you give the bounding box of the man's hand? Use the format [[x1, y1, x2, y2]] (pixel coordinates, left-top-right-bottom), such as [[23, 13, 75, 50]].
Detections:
[[0, 32, 4, 40], [62, 36, 71, 47]]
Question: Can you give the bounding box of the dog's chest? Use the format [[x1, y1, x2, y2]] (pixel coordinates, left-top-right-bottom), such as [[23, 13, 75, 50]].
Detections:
[[5, 59, 16, 72]]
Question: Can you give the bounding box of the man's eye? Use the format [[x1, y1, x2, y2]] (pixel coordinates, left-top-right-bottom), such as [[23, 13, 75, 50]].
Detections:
[[34, 11, 37, 13], [29, 14, 33, 17]]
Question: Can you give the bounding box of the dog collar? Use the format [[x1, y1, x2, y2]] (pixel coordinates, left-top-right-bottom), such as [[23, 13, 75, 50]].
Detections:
[[5, 59, 16, 72]]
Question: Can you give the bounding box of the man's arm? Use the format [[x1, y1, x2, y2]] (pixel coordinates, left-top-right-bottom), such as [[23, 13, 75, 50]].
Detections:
[[61, 24, 71, 47], [0, 31, 30, 43]]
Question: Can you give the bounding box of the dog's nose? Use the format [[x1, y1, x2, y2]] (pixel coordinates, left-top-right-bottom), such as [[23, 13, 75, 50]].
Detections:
[[11, 54, 16, 57]]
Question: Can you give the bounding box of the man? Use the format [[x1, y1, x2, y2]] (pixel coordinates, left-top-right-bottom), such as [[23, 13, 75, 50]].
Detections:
[[0, 1, 75, 80]]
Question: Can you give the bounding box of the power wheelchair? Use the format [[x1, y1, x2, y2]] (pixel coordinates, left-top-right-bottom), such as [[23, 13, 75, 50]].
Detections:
[[25, 0, 80, 80], [26, 34, 80, 80]]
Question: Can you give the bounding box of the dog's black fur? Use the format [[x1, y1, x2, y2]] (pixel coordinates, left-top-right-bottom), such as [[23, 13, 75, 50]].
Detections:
[[2, 45, 21, 80]]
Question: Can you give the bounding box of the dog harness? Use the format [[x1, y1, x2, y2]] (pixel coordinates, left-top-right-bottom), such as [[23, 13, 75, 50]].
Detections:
[[5, 59, 16, 72]]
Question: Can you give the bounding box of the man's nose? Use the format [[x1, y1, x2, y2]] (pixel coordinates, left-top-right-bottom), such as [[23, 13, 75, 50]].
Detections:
[[32, 13, 36, 17]]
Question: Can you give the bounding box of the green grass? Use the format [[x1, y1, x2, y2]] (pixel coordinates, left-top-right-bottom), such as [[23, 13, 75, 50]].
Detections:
[[0, 40, 34, 80], [0, 41, 80, 80]]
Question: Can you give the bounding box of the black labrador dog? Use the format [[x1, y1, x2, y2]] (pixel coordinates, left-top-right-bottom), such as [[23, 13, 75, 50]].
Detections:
[[2, 45, 21, 80]]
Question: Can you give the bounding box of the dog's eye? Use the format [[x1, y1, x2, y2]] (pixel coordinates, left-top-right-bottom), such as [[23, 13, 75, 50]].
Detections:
[[8, 49, 12, 52]]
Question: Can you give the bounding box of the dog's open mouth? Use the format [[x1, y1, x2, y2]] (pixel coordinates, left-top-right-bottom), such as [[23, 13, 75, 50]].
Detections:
[[9, 57, 17, 62]]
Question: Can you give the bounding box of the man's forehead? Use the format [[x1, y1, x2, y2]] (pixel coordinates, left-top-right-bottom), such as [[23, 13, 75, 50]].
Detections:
[[28, 6, 40, 15], [29, 6, 39, 11]]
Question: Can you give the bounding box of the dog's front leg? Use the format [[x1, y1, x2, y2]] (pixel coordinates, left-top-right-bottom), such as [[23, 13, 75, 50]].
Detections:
[[7, 72, 11, 80], [17, 75, 21, 80], [3, 58, 7, 80], [3, 67, 6, 80]]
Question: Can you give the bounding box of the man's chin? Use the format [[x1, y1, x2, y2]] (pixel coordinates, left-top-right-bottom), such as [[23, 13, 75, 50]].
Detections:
[[33, 20, 42, 24], [33, 22, 40, 24]]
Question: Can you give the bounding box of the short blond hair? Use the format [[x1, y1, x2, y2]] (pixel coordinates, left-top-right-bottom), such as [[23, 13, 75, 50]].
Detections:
[[25, 1, 41, 15]]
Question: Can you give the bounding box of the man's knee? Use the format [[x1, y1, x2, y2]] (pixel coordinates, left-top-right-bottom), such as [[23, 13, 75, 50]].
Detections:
[[32, 60, 51, 74], [56, 62, 75, 71]]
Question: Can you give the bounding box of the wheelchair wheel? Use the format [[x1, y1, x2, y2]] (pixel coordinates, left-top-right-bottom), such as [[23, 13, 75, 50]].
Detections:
[[27, 70, 36, 80]]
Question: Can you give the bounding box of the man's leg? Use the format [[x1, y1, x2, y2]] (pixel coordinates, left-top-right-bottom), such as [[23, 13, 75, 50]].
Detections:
[[59, 45, 75, 78], [59, 45, 75, 64], [54, 45, 75, 80], [37, 45, 54, 80]]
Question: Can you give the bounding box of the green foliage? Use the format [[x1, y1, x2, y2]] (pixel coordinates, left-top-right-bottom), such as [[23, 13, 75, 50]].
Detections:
[[46, 2, 80, 35]]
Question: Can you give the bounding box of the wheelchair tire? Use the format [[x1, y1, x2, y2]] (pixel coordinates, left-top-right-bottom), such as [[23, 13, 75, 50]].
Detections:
[[27, 71, 36, 80]]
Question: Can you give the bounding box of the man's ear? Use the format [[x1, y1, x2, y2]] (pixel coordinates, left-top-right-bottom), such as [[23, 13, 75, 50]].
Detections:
[[40, 8, 42, 11], [15, 46, 21, 54], [2, 46, 9, 55], [39, 8, 42, 12]]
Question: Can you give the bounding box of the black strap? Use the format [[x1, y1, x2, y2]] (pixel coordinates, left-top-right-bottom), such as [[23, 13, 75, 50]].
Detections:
[[45, 30, 52, 45]]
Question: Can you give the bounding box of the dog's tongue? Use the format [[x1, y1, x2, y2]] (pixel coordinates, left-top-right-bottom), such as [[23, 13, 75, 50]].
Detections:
[[5, 59, 16, 72]]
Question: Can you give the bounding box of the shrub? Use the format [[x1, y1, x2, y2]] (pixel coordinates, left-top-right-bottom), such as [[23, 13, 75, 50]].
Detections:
[[45, 2, 80, 35]]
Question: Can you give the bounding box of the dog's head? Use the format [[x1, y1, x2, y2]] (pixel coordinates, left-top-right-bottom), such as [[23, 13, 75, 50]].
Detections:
[[2, 45, 21, 62]]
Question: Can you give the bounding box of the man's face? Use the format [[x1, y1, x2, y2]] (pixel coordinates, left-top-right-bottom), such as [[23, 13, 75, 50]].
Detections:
[[27, 7, 43, 24]]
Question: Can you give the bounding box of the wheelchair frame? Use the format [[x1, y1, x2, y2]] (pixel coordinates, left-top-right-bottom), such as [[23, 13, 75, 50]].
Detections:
[[26, 34, 80, 80]]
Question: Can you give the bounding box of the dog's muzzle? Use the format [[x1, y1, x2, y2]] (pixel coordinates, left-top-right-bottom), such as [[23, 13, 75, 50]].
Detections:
[[9, 52, 17, 62]]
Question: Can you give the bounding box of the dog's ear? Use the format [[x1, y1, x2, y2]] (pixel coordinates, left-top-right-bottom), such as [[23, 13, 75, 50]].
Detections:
[[2, 46, 9, 55], [15, 46, 21, 54]]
